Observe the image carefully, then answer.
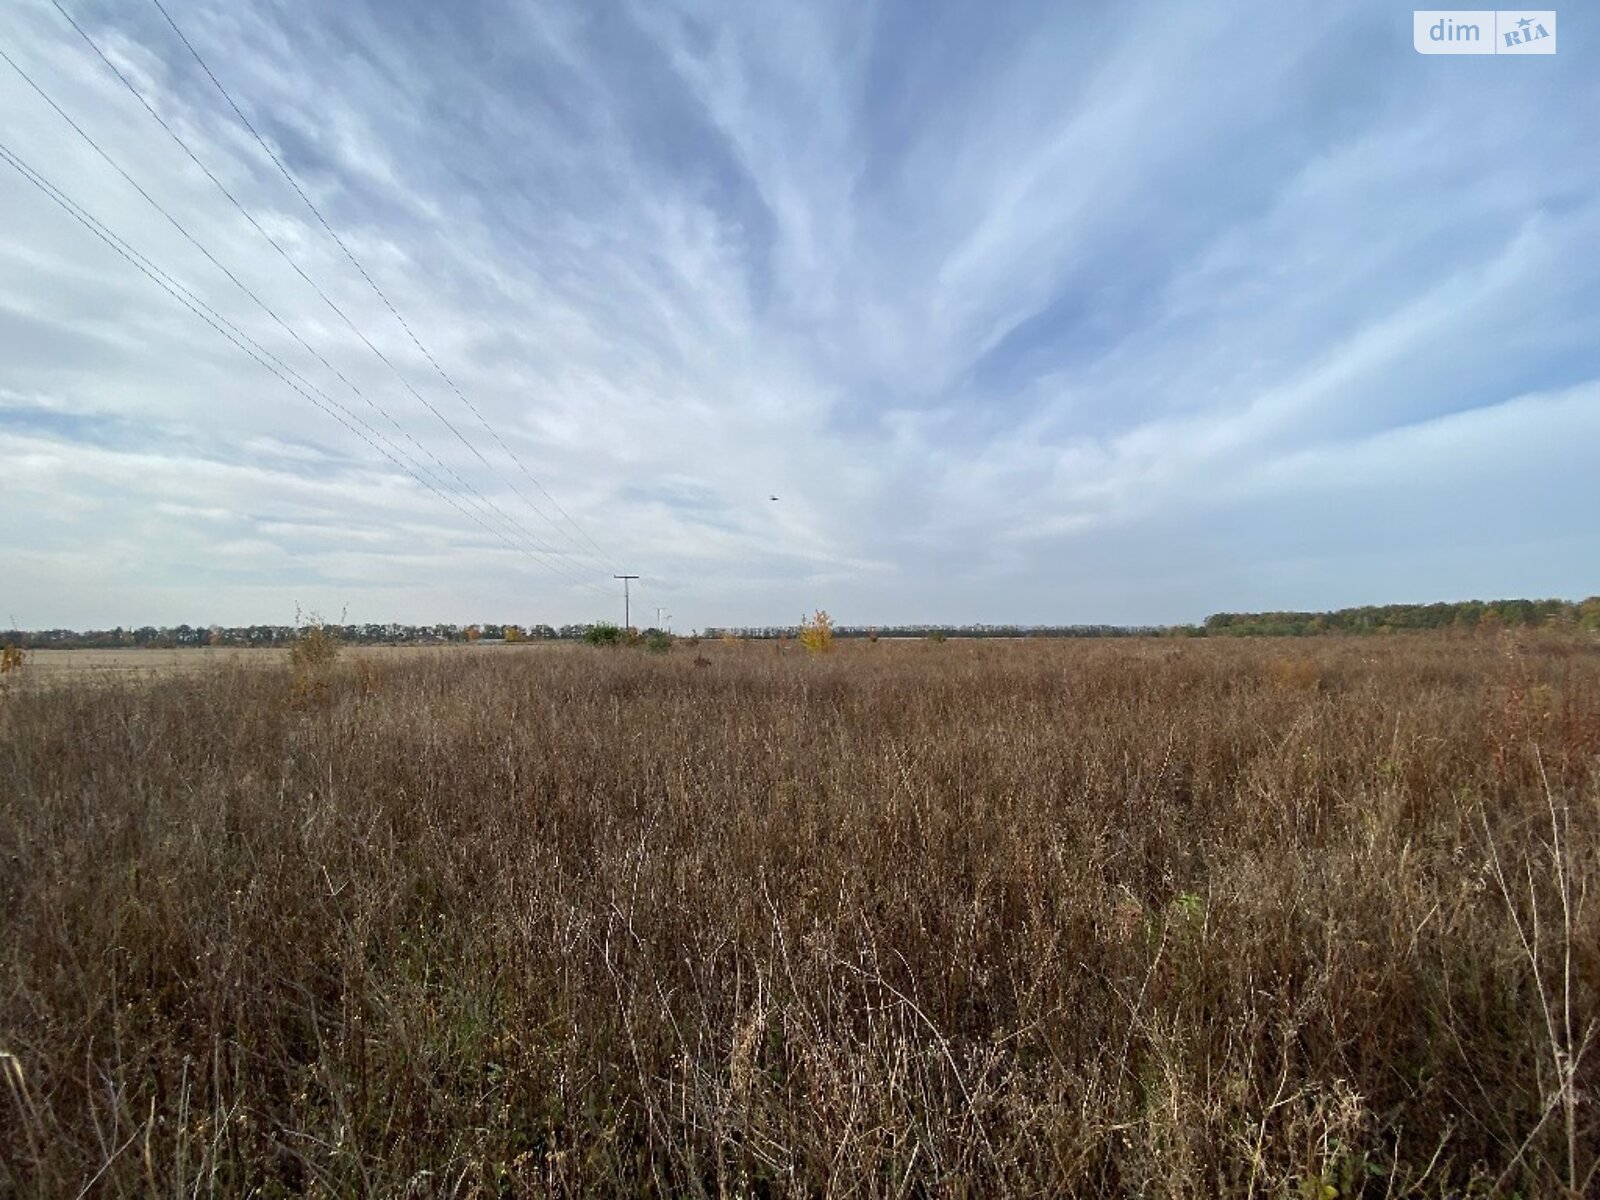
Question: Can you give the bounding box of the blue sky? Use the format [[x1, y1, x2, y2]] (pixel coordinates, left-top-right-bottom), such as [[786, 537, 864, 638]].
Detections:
[[1, 0, 1596, 629]]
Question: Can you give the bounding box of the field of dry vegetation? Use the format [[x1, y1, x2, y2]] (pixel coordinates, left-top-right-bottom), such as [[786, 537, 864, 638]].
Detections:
[[2, 633, 1597, 1196]]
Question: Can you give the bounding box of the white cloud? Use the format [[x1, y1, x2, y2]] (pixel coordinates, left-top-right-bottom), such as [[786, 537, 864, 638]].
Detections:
[[2, 0, 1596, 628]]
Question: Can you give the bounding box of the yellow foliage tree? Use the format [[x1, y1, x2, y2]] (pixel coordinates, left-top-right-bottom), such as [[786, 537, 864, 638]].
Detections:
[[799, 610, 834, 653]]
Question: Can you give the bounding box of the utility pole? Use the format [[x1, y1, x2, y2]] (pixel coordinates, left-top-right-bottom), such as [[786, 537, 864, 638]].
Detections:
[[614, 575, 639, 630], [656, 606, 672, 632]]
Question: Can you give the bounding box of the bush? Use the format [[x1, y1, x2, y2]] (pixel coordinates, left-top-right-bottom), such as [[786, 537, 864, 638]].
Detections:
[[1266, 654, 1320, 691], [287, 615, 340, 705], [799, 609, 834, 653], [645, 631, 673, 654], [288, 618, 340, 673], [585, 622, 622, 646]]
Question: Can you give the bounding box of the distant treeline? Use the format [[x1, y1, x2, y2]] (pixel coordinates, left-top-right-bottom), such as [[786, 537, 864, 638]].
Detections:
[[686, 598, 1600, 640], [1203, 597, 1600, 637], [2, 623, 592, 650], [5, 597, 1597, 650]]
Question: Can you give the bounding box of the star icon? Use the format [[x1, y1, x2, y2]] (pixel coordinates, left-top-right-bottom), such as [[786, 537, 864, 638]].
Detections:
[[1517, 16, 1533, 29]]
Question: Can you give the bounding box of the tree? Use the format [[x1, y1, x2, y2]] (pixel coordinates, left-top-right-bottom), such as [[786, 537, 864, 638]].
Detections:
[[799, 610, 834, 653]]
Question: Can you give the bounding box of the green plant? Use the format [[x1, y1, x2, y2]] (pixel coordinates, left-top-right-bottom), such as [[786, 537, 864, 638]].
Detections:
[[584, 622, 622, 646], [644, 631, 672, 654], [1172, 891, 1205, 922]]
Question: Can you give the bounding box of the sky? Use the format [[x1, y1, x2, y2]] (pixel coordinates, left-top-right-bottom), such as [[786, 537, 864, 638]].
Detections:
[[2, 0, 1597, 631]]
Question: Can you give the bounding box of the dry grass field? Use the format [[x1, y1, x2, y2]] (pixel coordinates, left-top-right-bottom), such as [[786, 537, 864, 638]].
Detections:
[[1, 633, 1597, 1196]]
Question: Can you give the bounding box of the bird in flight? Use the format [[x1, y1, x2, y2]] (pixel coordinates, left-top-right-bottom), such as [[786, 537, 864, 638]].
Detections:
[[769, 495, 780, 501]]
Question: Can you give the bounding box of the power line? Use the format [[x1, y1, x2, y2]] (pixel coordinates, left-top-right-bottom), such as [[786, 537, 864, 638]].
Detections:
[[36, 0, 601, 578], [0, 142, 448, 534], [44, 0, 615, 579], [0, 137, 613, 598], [0, 44, 604, 591], [0, 136, 603, 593], [144, 0, 619, 574]]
